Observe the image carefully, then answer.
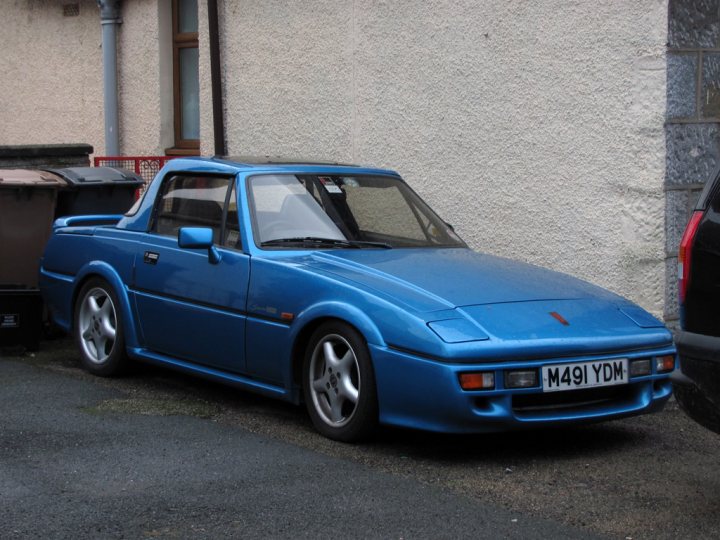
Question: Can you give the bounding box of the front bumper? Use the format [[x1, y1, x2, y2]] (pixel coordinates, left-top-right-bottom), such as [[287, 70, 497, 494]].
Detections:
[[371, 344, 676, 433]]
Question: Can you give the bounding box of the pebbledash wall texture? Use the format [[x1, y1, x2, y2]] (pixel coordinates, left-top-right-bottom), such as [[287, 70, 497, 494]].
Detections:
[[0, 0, 104, 150], [0, 0, 171, 156], [201, 0, 669, 317], [665, 0, 720, 325], [0, 1, 683, 320]]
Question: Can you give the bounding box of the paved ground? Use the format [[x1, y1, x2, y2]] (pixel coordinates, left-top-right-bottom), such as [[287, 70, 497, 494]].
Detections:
[[2, 338, 719, 539]]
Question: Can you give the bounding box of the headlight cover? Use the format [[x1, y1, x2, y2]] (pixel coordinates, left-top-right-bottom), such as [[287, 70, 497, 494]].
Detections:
[[427, 318, 489, 343], [619, 306, 664, 329]]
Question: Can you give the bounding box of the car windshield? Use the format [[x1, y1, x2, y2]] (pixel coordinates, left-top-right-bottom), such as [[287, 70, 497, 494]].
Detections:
[[248, 174, 465, 249]]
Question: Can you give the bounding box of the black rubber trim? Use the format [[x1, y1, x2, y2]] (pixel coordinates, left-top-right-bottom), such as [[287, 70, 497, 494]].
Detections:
[[676, 330, 720, 363]]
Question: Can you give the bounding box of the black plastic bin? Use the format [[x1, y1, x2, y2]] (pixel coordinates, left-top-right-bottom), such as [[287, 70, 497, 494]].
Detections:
[[46, 166, 144, 218], [0, 288, 43, 351]]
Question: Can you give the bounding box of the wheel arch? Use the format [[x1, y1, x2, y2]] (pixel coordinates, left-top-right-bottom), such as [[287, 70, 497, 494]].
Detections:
[[293, 313, 380, 441], [72, 261, 140, 348], [289, 303, 384, 390]]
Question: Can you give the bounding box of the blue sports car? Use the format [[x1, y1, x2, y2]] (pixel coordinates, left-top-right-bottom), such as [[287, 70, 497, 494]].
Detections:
[[40, 157, 676, 441]]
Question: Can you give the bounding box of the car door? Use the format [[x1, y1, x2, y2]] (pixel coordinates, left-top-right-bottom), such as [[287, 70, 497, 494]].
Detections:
[[132, 173, 249, 374]]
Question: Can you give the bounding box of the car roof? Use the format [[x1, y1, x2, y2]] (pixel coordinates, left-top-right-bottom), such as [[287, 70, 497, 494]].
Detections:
[[220, 155, 360, 167], [161, 156, 400, 177]]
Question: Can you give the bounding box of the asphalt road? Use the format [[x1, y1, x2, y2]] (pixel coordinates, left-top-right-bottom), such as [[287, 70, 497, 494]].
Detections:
[[2, 338, 718, 539]]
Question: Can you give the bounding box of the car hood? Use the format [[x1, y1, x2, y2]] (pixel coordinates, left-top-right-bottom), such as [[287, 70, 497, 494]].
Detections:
[[304, 247, 625, 313], [300, 247, 670, 354]]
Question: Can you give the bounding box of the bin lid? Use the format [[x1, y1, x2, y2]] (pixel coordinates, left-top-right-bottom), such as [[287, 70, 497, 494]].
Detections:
[[0, 169, 66, 189], [44, 166, 144, 187]]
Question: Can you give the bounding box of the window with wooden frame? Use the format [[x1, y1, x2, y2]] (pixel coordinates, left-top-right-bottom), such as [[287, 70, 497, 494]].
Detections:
[[168, 0, 200, 155]]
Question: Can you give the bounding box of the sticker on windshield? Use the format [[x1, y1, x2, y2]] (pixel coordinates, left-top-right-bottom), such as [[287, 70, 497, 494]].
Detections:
[[318, 176, 343, 194], [341, 177, 360, 187]]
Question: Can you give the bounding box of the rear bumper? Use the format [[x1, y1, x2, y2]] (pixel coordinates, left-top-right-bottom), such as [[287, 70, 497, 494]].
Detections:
[[371, 344, 675, 434], [674, 330, 720, 411], [672, 331, 720, 432]]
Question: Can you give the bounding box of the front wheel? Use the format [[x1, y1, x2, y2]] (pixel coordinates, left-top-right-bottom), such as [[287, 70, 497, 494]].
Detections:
[[302, 321, 378, 442], [74, 278, 128, 376]]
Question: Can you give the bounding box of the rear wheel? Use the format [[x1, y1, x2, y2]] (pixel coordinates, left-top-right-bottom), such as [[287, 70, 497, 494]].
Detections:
[[302, 321, 378, 442], [74, 278, 128, 376]]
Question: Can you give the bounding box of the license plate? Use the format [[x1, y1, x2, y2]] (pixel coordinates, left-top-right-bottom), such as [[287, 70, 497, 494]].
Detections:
[[542, 359, 628, 393]]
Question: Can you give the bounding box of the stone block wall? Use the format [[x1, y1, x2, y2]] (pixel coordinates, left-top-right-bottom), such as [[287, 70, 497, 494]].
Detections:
[[665, 0, 720, 322]]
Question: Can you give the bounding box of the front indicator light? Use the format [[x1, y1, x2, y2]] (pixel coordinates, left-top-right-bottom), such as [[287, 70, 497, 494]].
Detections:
[[630, 359, 651, 377], [459, 372, 495, 391], [655, 355, 675, 373], [505, 370, 538, 388]]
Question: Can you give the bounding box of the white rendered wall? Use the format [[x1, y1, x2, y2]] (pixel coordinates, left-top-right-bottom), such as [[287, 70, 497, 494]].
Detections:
[[0, 0, 169, 156], [201, 0, 668, 315], [117, 0, 171, 156], [0, 1, 104, 151], [0, 1, 668, 314]]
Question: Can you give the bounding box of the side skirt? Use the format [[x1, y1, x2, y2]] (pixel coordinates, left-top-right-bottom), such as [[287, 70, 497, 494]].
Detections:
[[128, 347, 299, 403]]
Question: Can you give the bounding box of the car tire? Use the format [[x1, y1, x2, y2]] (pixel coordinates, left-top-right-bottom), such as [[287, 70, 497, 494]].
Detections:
[[302, 321, 379, 442], [74, 278, 128, 377]]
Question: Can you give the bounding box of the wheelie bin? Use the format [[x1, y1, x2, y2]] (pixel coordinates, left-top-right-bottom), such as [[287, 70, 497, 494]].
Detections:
[[0, 169, 65, 350], [46, 166, 144, 217]]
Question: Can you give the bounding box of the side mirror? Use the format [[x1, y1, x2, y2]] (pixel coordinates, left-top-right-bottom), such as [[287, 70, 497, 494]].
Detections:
[[178, 227, 222, 264]]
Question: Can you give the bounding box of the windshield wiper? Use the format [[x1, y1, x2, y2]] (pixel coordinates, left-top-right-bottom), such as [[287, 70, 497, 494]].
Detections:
[[346, 240, 392, 249], [261, 237, 391, 249], [261, 237, 353, 248]]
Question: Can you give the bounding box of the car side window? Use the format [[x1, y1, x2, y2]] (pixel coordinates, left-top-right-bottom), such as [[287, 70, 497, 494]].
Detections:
[[223, 181, 241, 248], [153, 175, 241, 249]]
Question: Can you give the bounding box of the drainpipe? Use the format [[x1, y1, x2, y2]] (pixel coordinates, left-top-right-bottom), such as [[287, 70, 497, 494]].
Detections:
[[97, 0, 122, 156], [208, 0, 226, 156]]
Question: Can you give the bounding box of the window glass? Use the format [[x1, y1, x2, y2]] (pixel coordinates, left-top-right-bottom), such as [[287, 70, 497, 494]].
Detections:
[[335, 176, 463, 246], [179, 47, 200, 140], [248, 174, 344, 243], [154, 175, 232, 246], [223, 181, 241, 249], [248, 174, 465, 249], [344, 183, 425, 241], [171, 0, 199, 150], [178, 0, 198, 33]]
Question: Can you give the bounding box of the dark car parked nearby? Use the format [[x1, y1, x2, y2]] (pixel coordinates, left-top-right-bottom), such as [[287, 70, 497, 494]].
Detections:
[[673, 168, 720, 434]]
